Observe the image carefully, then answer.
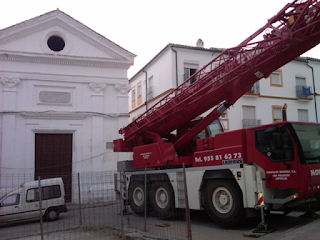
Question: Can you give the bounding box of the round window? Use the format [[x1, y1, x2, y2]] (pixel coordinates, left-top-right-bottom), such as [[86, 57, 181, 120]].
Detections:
[[47, 35, 65, 52]]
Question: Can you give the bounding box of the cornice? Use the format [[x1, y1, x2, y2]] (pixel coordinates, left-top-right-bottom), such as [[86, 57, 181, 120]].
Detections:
[[0, 18, 126, 61], [0, 53, 131, 69], [22, 112, 88, 120]]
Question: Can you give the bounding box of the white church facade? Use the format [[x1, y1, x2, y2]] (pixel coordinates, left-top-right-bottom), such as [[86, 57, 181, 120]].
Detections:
[[0, 10, 135, 181]]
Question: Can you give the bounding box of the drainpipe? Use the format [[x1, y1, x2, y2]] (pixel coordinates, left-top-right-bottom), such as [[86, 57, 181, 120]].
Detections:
[[172, 47, 179, 92], [143, 69, 148, 111], [306, 60, 318, 123]]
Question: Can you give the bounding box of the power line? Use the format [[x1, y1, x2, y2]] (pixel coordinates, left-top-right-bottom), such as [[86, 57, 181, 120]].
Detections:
[[0, 150, 113, 170]]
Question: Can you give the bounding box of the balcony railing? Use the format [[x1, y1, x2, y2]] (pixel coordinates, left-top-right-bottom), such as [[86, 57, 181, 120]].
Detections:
[[296, 85, 312, 98], [242, 119, 261, 128]]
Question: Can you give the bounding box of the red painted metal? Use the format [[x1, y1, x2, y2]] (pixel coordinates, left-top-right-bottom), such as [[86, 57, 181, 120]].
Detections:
[[118, 0, 320, 150], [114, 1, 320, 172]]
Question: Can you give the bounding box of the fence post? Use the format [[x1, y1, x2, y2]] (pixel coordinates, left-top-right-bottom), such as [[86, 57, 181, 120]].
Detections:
[[144, 167, 147, 232], [124, 173, 130, 228], [120, 171, 124, 238], [183, 163, 192, 240], [78, 173, 83, 226], [38, 176, 44, 240]]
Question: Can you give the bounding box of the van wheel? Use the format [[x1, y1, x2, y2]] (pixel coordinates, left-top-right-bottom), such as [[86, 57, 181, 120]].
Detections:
[[203, 180, 244, 227], [46, 209, 60, 221]]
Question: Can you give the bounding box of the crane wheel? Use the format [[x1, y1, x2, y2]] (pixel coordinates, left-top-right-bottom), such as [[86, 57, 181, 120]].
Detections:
[[203, 180, 244, 227], [150, 182, 176, 219], [128, 181, 148, 216]]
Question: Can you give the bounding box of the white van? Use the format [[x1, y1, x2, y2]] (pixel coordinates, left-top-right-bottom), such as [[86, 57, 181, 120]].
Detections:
[[0, 178, 67, 223]]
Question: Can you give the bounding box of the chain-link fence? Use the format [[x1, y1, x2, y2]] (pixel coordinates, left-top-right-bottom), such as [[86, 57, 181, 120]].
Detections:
[[0, 170, 191, 240]]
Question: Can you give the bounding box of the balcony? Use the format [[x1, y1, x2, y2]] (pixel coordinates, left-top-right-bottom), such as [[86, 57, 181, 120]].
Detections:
[[242, 119, 261, 128], [296, 85, 312, 99]]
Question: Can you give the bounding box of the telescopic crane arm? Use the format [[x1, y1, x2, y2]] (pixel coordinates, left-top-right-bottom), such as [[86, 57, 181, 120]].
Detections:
[[115, 0, 320, 152]]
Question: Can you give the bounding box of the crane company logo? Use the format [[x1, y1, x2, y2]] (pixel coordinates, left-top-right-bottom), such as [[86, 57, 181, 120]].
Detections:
[[310, 169, 320, 176], [140, 152, 151, 160]]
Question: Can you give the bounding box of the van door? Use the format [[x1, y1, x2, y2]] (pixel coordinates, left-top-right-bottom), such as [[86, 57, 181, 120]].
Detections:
[[24, 188, 41, 219], [0, 193, 21, 222]]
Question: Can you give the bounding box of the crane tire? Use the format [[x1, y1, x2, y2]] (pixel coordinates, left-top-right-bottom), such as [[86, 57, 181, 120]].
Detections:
[[150, 182, 176, 219], [128, 181, 147, 216], [203, 180, 244, 227]]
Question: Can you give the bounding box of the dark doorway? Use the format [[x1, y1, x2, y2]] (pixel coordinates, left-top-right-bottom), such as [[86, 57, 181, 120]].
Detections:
[[35, 133, 72, 202]]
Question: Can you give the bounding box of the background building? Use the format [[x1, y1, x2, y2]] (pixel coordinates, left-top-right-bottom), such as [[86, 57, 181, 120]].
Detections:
[[129, 41, 320, 131], [0, 10, 135, 183]]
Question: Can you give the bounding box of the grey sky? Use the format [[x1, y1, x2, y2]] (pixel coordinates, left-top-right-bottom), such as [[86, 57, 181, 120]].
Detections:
[[1, 0, 319, 78]]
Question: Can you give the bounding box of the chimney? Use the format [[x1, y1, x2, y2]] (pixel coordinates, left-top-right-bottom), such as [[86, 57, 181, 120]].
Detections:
[[196, 39, 204, 48]]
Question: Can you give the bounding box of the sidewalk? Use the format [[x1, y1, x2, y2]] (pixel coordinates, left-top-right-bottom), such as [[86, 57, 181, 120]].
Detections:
[[275, 217, 320, 240], [12, 227, 164, 240], [12, 227, 121, 240]]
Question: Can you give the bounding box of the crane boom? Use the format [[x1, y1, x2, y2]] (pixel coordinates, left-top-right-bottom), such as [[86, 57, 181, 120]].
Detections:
[[117, 0, 320, 150]]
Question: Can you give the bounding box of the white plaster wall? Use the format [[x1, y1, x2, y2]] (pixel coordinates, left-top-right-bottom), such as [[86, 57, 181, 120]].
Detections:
[[129, 48, 174, 119]]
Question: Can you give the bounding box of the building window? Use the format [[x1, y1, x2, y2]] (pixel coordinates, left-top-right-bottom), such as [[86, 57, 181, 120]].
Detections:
[[298, 109, 309, 122], [219, 111, 229, 131], [296, 76, 311, 98], [296, 76, 306, 86], [147, 76, 153, 101], [272, 105, 283, 122], [184, 67, 198, 84], [247, 81, 260, 94], [270, 70, 283, 87], [131, 87, 136, 109], [242, 106, 261, 128], [148, 76, 153, 87], [137, 82, 142, 106], [47, 35, 65, 52], [184, 62, 199, 85]]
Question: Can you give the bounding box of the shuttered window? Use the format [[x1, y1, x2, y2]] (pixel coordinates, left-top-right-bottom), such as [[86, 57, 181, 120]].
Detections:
[[298, 109, 308, 122], [243, 106, 255, 119], [272, 106, 282, 122]]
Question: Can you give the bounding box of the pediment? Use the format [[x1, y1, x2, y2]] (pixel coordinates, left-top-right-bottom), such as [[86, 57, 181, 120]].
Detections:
[[0, 10, 135, 64]]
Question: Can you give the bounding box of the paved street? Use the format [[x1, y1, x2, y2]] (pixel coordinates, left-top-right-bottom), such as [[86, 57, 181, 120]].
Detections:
[[1, 203, 320, 240], [190, 210, 320, 240]]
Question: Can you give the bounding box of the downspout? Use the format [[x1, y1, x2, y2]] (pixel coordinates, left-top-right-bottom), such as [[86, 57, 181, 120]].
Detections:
[[306, 60, 318, 123], [172, 47, 179, 92], [143, 69, 148, 111]]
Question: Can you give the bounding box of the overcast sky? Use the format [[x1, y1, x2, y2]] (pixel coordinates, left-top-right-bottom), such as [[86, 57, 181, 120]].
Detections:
[[1, 0, 320, 78]]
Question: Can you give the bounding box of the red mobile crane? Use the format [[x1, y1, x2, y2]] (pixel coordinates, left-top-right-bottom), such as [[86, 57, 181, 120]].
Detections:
[[114, 0, 320, 227]]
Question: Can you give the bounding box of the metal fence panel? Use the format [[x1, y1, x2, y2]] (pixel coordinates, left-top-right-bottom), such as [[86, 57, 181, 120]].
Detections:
[[0, 171, 190, 240]]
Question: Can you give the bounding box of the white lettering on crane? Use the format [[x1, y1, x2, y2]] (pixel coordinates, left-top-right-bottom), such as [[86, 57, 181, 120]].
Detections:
[[311, 169, 320, 176]]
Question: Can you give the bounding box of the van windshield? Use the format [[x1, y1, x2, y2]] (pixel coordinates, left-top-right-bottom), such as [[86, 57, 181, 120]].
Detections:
[[291, 123, 320, 164], [0, 189, 17, 201]]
